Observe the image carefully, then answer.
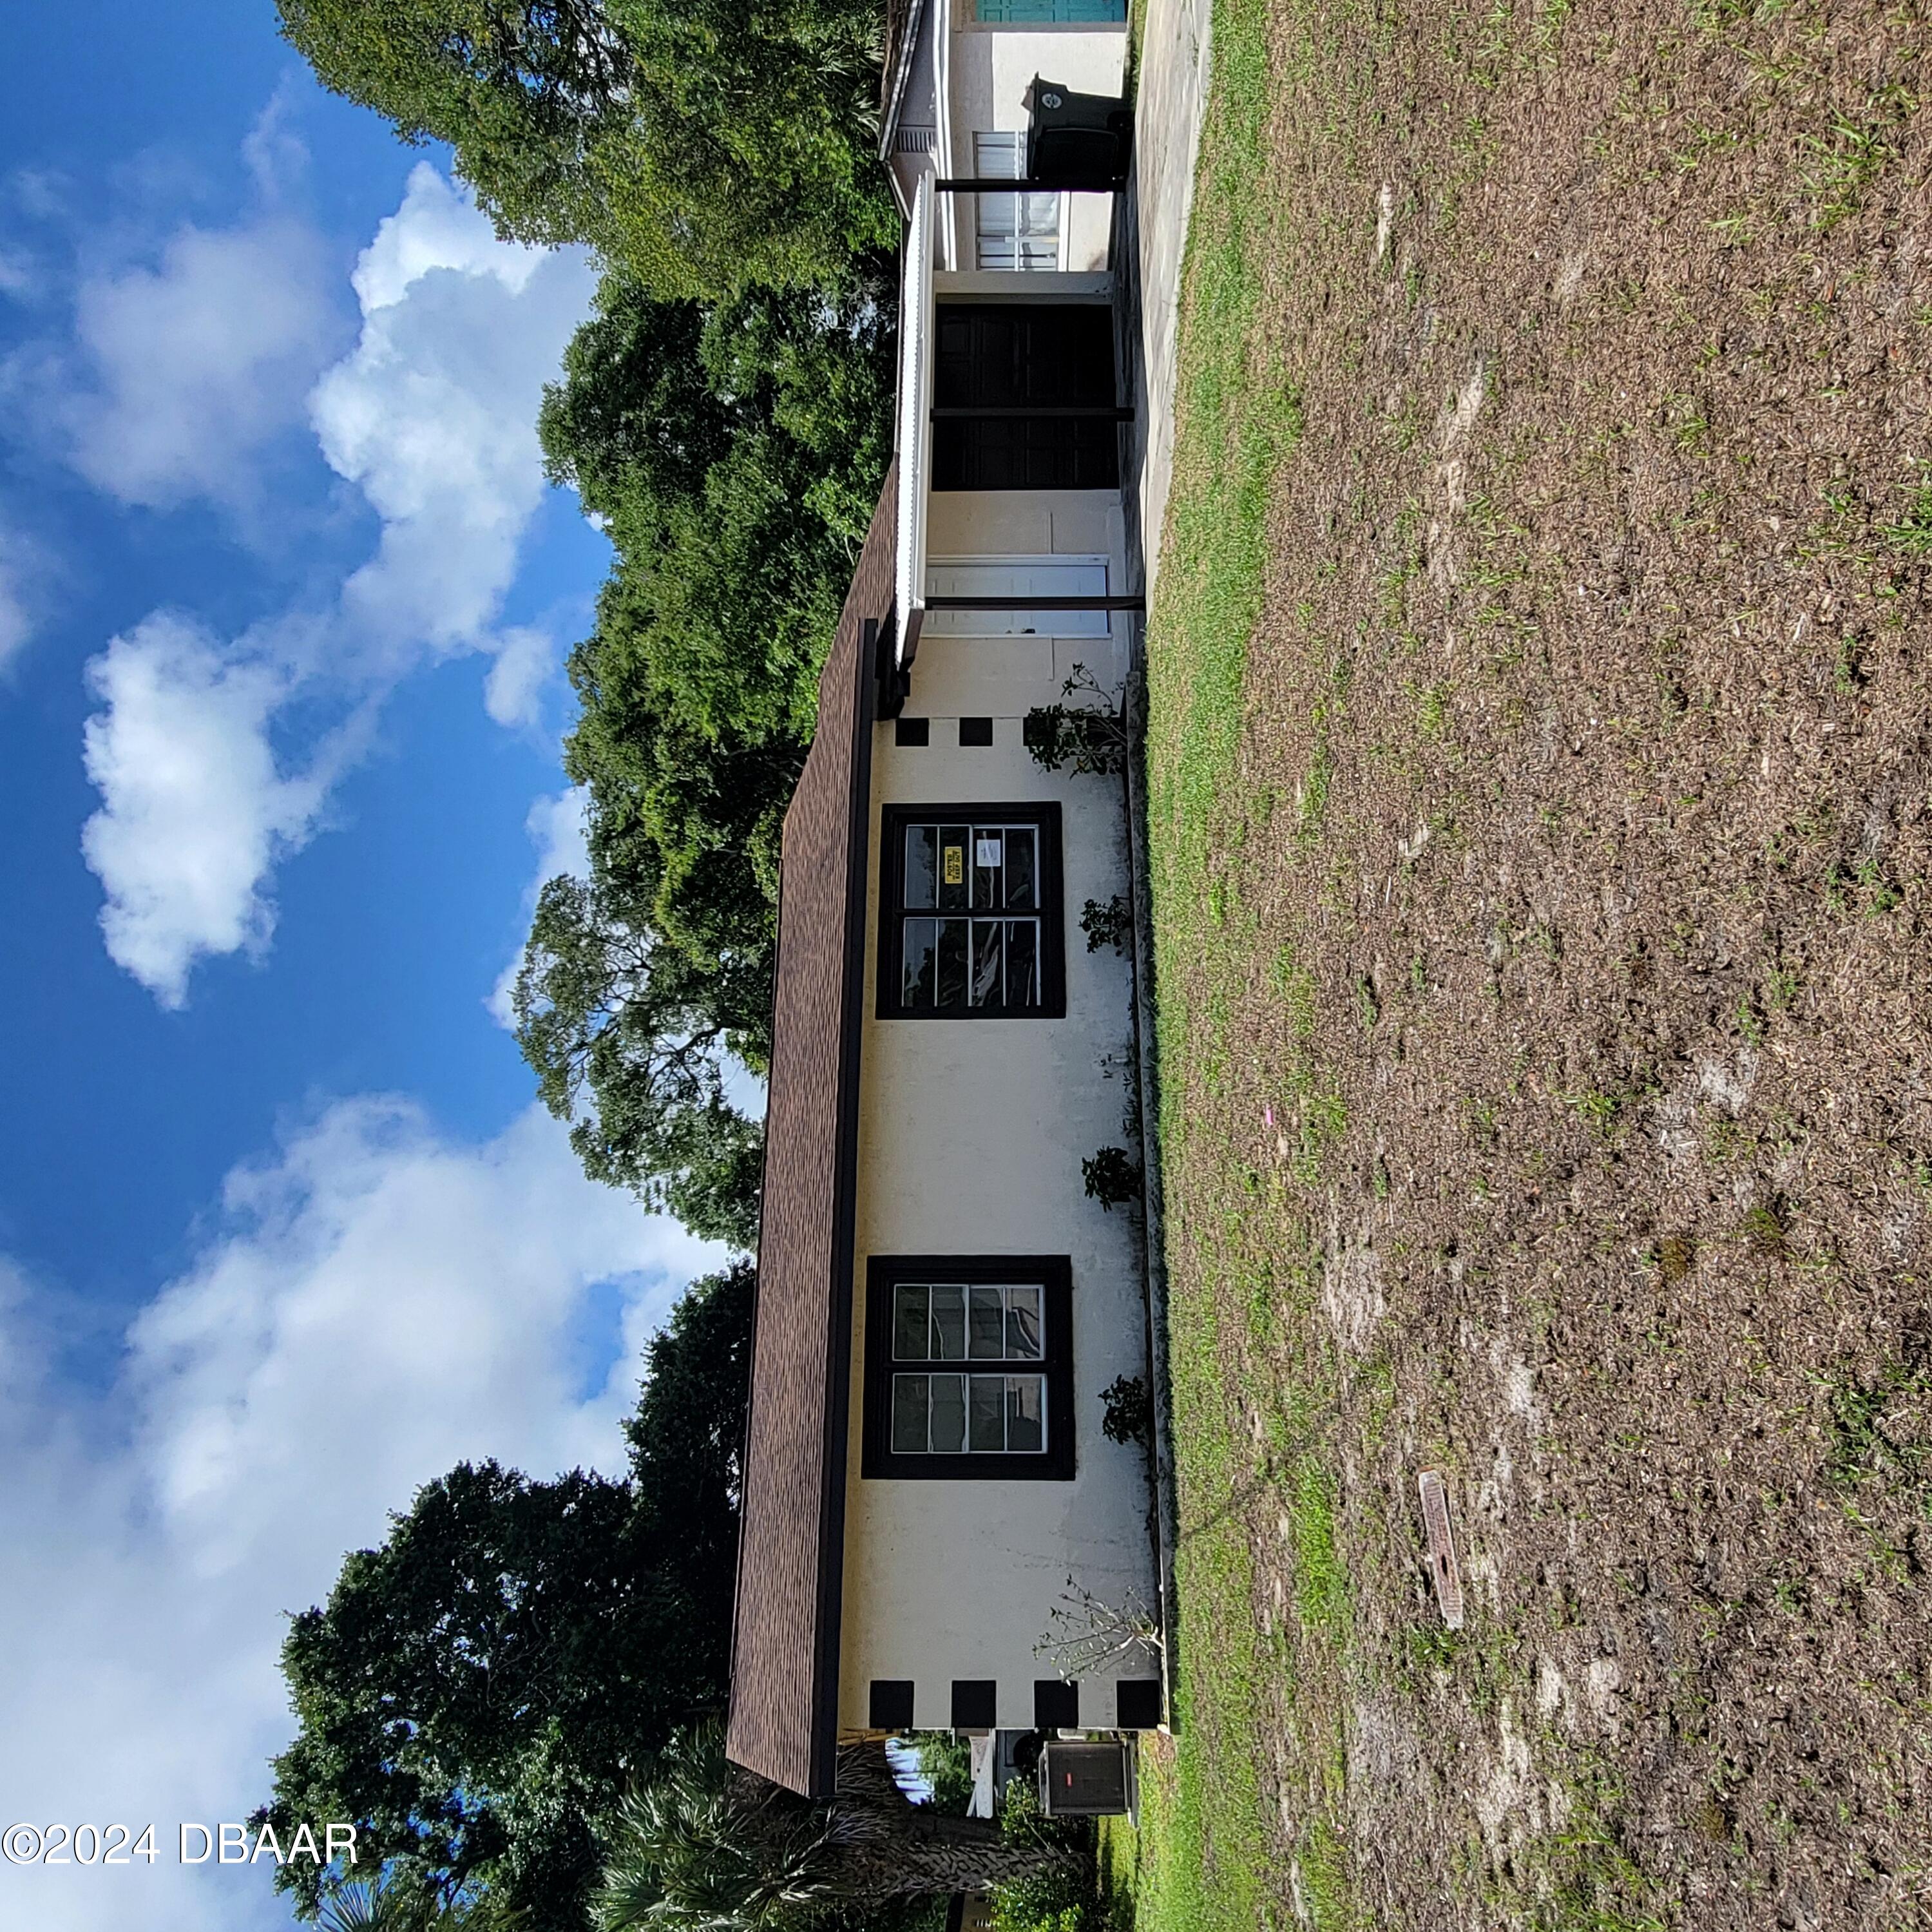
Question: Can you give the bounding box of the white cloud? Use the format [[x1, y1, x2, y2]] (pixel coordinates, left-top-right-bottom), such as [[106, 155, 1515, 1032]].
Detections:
[[350, 162, 544, 314], [0, 523, 46, 671], [0, 1100, 720, 1932], [80, 613, 330, 1008], [0, 245, 37, 301], [488, 786, 590, 1028], [79, 161, 594, 1007], [60, 216, 344, 511], [312, 164, 594, 659], [526, 784, 592, 888], [482, 623, 559, 729], [240, 81, 310, 206]]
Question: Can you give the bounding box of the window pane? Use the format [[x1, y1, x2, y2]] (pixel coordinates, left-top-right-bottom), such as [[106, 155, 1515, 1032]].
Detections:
[[894, 1285, 930, 1361], [973, 832, 1002, 908], [969, 1375, 1006, 1451], [936, 918, 970, 1008], [893, 1376, 929, 1453], [1005, 1286, 1042, 1359], [1005, 920, 1039, 1007], [968, 1286, 1005, 1359], [929, 1285, 966, 1359], [938, 826, 970, 909], [971, 920, 1002, 1007], [1007, 1375, 1046, 1452], [902, 917, 938, 1008], [929, 1375, 967, 1453], [1003, 827, 1037, 910], [904, 825, 937, 909]]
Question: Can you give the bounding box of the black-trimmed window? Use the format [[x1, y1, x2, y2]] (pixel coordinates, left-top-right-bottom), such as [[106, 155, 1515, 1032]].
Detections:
[[862, 1257, 1075, 1480], [878, 803, 1064, 1018]]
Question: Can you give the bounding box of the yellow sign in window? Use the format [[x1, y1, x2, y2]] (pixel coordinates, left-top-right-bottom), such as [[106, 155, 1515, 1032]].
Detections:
[[943, 845, 964, 886]]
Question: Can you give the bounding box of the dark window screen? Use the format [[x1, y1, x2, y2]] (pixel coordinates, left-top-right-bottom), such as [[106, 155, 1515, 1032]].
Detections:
[[932, 305, 1119, 490]]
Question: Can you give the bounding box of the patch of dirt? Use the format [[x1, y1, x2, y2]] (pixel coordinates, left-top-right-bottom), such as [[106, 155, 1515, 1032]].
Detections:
[[1154, 0, 1932, 1922]]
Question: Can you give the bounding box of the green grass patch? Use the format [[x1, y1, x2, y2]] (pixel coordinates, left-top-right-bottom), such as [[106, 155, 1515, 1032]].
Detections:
[[1132, 0, 1373, 1920], [1143, 0, 1305, 930], [1286, 1457, 1350, 1639]]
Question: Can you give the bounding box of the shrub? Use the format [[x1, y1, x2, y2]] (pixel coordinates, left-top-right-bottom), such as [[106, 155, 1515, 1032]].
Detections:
[[1023, 669, 1129, 776], [1098, 1375, 1152, 1448], [989, 1781, 1098, 1932], [1079, 895, 1131, 955], [1081, 1147, 1140, 1211]]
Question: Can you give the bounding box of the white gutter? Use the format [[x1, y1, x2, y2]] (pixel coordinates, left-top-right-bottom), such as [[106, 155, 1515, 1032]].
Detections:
[[933, 8, 957, 271], [893, 171, 935, 668]]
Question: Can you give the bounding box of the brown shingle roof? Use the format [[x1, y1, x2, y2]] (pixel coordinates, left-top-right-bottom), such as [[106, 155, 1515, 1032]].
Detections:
[[725, 469, 895, 1797]]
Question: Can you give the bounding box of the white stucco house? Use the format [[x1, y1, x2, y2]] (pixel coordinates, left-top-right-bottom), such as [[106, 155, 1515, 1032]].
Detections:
[[725, 0, 1158, 1801]]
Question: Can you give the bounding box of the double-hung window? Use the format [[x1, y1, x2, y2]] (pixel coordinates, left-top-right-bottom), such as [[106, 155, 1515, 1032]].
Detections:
[[862, 1258, 1075, 1480], [972, 131, 1060, 271], [878, 803, 1064, 1019]]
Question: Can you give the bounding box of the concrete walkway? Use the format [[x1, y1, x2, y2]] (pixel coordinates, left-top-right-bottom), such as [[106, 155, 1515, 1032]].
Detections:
[[1118, 0, 1214, 600]]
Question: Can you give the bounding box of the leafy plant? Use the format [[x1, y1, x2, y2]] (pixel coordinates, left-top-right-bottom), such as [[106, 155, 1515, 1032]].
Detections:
[[1098, 1374, 1153, 1447], [1079, 895, 1132, 955], [1081, 1147, 1140, 1211], [1024, 668, 1130, 776], [988, 1782, 1101, 1932]]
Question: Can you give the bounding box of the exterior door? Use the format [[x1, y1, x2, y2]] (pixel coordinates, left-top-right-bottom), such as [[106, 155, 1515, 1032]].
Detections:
[[932, 305, 1120, 491]]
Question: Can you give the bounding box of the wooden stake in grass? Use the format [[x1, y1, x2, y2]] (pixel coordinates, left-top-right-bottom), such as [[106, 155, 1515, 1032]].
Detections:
[[1417, 1471, 1465, 1630]]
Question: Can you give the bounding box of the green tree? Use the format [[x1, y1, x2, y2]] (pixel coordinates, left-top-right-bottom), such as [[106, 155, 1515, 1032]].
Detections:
[[319, 1873, 530, 1931], [260, 1265, 756, 1932], [275, 0, 894, 296], [515, 270, 892, 1243], [593, 1728, 1080, 1930], [276, 0, 631, 248], [515, 868, 772, 1247]]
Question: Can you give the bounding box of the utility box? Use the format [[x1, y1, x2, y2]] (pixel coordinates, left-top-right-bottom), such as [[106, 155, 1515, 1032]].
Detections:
[[1025, 77, 1134, 191], [1037, 1738, 1135, 1817]]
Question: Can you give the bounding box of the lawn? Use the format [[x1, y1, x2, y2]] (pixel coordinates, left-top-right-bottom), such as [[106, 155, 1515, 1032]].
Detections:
[[1133, 0, 1932, 1924]]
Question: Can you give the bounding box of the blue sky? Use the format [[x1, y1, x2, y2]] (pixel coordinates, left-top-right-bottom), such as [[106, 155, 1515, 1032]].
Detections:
[[0, 10, 720, 1929]]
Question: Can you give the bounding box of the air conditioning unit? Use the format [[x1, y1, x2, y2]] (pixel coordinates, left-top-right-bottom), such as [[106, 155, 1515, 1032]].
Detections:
[[1037, 1738, 1134, 1817]]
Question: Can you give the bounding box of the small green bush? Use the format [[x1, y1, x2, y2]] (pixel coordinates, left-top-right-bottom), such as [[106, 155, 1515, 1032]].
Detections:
[[990, 1781, 1101, 1932], [1082, 1147, 1141, 1211]]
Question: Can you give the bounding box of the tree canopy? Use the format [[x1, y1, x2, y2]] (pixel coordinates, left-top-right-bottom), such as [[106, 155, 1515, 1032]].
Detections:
[[276, 0, 895, 296], [282, 0, 898, 1250], [513, 270, 894, 1245], [260, 1265, 756, 1931]]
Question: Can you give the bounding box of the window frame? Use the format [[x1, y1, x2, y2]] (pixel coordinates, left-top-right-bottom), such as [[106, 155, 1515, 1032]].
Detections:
[[876, 801, 1066, 1020], [970, 131, 1064, 273], [861, 1256, 1075, 1481]]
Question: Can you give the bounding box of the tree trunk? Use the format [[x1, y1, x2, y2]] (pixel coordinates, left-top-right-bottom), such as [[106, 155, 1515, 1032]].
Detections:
[[821, 1741, 1084, 1900], [828, 1822, 1081, 1899]]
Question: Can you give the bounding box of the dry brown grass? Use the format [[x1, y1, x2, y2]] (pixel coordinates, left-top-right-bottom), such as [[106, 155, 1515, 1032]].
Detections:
[[1138, 0, 1932, 1924]]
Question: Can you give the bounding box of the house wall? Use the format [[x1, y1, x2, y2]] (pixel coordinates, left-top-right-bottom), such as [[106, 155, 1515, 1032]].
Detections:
[[943, 18, 1127, 272], [836, 489, 1157, 1736]]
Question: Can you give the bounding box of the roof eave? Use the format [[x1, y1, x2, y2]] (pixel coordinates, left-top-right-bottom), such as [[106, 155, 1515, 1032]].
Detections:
[[879, 0, 932, 162]]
